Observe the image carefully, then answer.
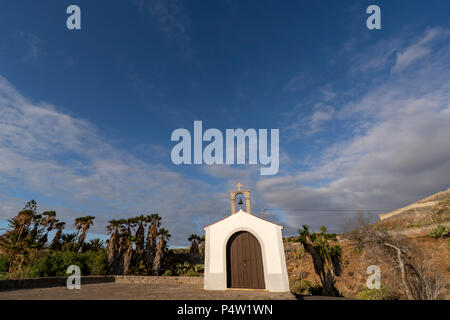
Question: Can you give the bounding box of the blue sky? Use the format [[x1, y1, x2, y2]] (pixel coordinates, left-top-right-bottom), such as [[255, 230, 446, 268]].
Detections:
[[0, 1, 449, 246]]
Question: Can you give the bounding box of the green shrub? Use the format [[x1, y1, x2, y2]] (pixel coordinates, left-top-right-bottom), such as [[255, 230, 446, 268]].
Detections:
[[83, 250, 107, 275], [185, 270, 199, 277], [359, 286, 395, 300], [293, 247, 305, 259], [28, 253, 64, 277], [27, 250, 107, 278], [175, 261, 191, 275], [0, 255, 9, 274], [290, 279, 322, 296], [162, 270, 173, 276], [429, 225, 450, 239], [194, 264, 204, 273], [60, 251, 86, 274]]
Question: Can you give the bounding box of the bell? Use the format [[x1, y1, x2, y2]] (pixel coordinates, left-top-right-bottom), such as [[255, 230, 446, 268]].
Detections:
[[238, 198, 244, 205]]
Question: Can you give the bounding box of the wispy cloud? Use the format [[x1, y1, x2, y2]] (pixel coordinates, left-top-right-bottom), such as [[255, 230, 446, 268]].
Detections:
[[392, 27, 450, 73], [282, 82, 338, 139], [284, 103, 335, 139], [0, 75, 227, 245], [283, 72, 309, 92], [17, 32, 44, 61], [257, 27, 450, 233]]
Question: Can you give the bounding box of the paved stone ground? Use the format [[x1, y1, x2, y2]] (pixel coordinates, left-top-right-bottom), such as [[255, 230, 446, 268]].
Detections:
[[0, 282, 297, 300]]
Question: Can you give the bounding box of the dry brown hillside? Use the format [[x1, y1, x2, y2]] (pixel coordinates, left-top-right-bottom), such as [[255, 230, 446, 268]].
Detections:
[[377, 188, 450, 234], [284, 188, 450, 299]]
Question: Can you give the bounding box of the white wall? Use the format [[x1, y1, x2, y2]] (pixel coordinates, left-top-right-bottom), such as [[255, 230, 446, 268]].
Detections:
[[204, 210, 290, 292]]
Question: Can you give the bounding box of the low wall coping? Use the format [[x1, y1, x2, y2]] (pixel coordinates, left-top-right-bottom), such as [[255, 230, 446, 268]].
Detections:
[[0, 275, 203, 291]]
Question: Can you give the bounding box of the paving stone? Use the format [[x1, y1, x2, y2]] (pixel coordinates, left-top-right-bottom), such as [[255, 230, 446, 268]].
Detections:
[[0, 282, 296, 300]]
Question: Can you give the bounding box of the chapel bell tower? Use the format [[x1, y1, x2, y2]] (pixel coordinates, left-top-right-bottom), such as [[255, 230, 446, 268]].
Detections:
[[230, 183, 251, 215]]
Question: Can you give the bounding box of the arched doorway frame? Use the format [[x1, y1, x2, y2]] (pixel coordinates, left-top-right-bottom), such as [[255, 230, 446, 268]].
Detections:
[[223, 227, 267, 289]]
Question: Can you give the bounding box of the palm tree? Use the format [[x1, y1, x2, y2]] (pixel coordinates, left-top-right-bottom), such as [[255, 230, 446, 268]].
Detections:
[[1, 217, 27, 272], [39, 211, 57, 247], [1, 202, 38, 272], [18, 200, 38, 239], [135, 215, 146, 261], [29, 214, 42, 243], [120, 219, 135, 275], [74, 216, 95, 253], [115, 219, 128, 274], [188, 234, 200, 254], [296, 225, 342, 296], [86, 238, 105, 251], [61, 232, 77, 251], [198, 235, 206, 257], [15, 209, 34, 244], [74, 217, 83, 239], [106, 219, 121, 274], [51, 221, 66, 249], [145, 214, 161, 273], [152, 228, 171, 275], [42, 211, 56, 231]]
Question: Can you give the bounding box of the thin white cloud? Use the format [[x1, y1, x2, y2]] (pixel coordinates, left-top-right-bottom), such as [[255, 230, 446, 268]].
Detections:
[[0, 75, 225, 245], [283, 72, 308, 92], [392, 27, 450, 73], [17, 32, 44, 61], [309, 104, 335, 132], [2, 23, 450, 242], [284, 102, 335, 138], [257, 27, 450, 233]]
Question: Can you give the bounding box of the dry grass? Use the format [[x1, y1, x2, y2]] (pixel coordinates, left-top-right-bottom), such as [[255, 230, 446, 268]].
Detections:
[[284, 235, 449, 299]]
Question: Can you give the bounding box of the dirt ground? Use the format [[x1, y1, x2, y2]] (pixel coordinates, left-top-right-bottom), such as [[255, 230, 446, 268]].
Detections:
[[0, 282, 297, 300], [285, 237, 450, 299]]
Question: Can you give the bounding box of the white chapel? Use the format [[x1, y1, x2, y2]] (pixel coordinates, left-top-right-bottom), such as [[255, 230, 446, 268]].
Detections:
[[203, 183, 290, 292]]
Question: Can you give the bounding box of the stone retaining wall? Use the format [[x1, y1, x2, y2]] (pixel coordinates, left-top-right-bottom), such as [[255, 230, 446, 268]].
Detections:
[[114, 275, 203, 284], [0, 275, 203, 291], [379, 201, 438, 220], [0, 276, 115, 291]]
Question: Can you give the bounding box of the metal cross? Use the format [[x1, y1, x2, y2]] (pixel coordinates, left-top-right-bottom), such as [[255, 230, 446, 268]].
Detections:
[[237, 182, 242, 191]]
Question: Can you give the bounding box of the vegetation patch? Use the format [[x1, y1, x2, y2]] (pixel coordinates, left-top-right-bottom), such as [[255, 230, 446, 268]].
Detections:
[[28, 250, 107, 278], [293, 225, 342, 297], [290, 278, 322, 296], [184, 270, 200, 277], [429, 224, 450, 239], [359, 286, 396, 300], [0, 200, 181, 279]]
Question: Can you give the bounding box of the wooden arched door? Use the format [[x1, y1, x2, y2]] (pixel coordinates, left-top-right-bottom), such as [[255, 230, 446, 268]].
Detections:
[[226, 231, 265, 289]]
